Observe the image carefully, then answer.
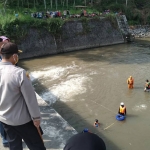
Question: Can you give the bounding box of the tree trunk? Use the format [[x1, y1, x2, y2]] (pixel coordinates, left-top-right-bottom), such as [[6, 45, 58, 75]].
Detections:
[[27, 0, 29, 8], [85, 0, 86, 6], [55, 0, 57, 10], [34, 0, 35, 7], [126, 0, 128, 6], [18, 0, 19, 7], [3, 0, 8, 14], [44, 0, 46, 9], [50, 0, 53, 9], [66, 0, 68, 8], [36, 0, 39, 5], [73, 0, 75, 7], [63, 0, 65, 7]]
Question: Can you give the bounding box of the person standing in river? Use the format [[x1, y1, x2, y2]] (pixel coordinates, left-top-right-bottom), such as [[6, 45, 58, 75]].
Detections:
[[0, 42, 46, 150], [118, 102, 126, 116], [144, 79, 150, 92], [127, 76, 134, 89]]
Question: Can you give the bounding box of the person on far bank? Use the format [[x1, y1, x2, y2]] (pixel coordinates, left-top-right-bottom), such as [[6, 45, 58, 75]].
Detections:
[[118, 102, 126, 116], [127, 76, 134, 89], [0, 42, 46, 150]]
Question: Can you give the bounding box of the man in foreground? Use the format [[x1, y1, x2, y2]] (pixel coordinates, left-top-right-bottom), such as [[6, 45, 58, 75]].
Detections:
[[0, 36, 10, 147], [0, 42, 46, 150]]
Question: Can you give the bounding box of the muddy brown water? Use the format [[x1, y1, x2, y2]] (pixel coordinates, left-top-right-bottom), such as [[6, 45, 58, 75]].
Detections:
[[19, 39, 150, 150]]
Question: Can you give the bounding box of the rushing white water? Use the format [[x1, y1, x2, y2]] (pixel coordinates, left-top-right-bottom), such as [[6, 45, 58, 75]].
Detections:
[[31, 63, 92, 103]]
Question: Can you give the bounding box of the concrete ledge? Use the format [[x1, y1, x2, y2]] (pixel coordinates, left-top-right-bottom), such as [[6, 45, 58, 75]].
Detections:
[[0, 93, 77, 150]]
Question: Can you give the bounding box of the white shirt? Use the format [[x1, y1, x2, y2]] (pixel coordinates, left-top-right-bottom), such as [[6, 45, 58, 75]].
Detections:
[[0, 62, 41, 125]]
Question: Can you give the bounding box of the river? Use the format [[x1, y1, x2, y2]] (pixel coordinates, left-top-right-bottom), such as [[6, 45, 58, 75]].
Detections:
[[19, 39, 150, 150]]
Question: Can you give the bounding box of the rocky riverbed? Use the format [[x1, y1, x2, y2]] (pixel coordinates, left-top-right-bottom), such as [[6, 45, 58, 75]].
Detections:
[[129, 25, 150, 38]]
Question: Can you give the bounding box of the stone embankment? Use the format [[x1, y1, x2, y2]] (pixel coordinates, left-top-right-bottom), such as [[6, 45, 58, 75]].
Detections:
[[129, 25, 150, 38], [19, 18, 124, 59]]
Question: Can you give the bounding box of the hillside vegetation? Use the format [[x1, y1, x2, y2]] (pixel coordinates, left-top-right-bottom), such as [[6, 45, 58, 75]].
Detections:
[[0, 0, 149, 41], [0, 0, 150, 25]]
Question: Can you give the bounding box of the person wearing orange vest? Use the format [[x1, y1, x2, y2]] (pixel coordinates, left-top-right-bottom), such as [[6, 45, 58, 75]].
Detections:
[[118, 102, 126, 116], [127, 76, 134, 89]]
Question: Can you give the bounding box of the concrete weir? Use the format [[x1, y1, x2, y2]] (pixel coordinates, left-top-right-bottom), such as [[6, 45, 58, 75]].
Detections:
[[0, 93, 77, 150], [19, 18, 125, 59]]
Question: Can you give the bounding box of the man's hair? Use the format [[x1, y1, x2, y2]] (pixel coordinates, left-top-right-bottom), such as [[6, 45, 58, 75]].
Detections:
[[1, 53, 13, 59]]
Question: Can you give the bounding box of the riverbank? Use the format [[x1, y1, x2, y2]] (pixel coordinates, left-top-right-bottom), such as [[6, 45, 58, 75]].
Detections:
[[19, 18, 124, 59], [0, 93, 77, 150], [129, 25, 150, 38]]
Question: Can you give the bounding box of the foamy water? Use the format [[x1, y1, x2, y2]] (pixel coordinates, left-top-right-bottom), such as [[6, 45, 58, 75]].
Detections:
[[31, 63, 92, 103], [31, 61, 79, 81], [132, 104, 147, 111]]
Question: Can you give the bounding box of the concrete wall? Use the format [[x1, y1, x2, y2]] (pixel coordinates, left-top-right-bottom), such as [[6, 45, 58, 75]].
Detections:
[[19, 18, 124, 59], [129, 25, 150, 38]]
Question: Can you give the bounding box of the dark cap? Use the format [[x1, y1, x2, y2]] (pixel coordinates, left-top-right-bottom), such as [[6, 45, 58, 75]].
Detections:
[[0, 42, 22, 54]]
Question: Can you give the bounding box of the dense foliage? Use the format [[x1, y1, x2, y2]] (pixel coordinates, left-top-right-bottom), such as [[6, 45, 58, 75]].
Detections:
[[0, 0, 150, 24]]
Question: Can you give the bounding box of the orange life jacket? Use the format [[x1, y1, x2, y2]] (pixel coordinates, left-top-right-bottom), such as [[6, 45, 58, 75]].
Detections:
[[120, 106, 126, 114], [128, 78, 133, 85]]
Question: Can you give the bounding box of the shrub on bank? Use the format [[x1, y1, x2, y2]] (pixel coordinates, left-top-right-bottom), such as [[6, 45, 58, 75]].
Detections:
[[0, 13, 64, 42]]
